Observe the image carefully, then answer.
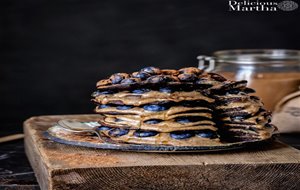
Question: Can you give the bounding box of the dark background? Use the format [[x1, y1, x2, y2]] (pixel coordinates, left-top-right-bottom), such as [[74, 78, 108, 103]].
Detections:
[[1, 0, 300, 136]]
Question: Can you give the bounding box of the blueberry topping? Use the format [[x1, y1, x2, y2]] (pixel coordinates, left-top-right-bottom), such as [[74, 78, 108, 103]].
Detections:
[[133, 130, 158, 137], [146, 76, 165, 83], [116, 105, 133, 110], [159, 87, 173, 93], [110, 73, 129, 84], [143, 104, 167, 112], [140, 66, 160, 75], [97, 126, 111, 131], [144, 119, 163, 124], [132, 89, 150, 94], [111, 76, 124, 84], [98, 104, 110, 109], [196, 130, 217, 139], [91, 90, 113, 97], [170, 131, 194, 139], [147, 75, 176, 83], [120, 78, 137, 84], [231, 116, 245, 121], [91, 91, 100, 97], [108, 128, 129, 137], [100, 91, 114, 94], [133, 72, 151, 80]]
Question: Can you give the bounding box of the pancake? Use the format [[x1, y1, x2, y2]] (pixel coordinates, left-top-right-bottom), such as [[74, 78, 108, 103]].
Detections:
[[92, 90, 214, 106], [214, 88, 275, 141], [98, 115, 216, 132], [221, 110, 272, 125], [221, 128, 274, 142], [94, 105, 213, 119], [96, 67, 225, 91], [96, 126, 221, 146]]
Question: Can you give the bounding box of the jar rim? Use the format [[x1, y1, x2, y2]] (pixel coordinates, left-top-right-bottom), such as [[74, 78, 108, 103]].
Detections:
[[213, 49, 300, 65]]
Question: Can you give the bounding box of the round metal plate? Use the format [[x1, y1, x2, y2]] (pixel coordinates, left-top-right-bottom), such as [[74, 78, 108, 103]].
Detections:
[[45, 123, 273, 153]]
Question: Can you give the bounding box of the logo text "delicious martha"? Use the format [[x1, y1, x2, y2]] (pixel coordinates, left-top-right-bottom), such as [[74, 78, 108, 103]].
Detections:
[[229, 0, 299, 11]]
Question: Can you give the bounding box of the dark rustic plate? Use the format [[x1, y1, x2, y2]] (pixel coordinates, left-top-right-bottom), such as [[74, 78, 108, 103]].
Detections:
[[45, 123, 273, 153]]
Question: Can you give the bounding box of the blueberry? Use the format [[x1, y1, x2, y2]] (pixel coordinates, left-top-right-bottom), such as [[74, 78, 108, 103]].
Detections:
[[111, 75, 124, 84], [132, 89, 150, 94], [120, 78, 137, 84], [98, 104, 110, 109], [110, 73, 129, 84], [143, 104, 167, 112], [134, 72, 151, 80], [170, 131, 194, 139], [144, 119, 162, 124], [147, 75, 173, 83], [91, 91, 100, 97], [196, 130, 217, 139], [159, 87, 173, 93], [97, 126, 111, 131], [231, 116, 245, 121], [175, 118, 191, 123], [133, 130, 158, 137], [91, 90, 113, 97], [140, 66, 160, 75], [108, 128, 129, 137], [100, 91, 114, 94], [116, 105, 133, 110]]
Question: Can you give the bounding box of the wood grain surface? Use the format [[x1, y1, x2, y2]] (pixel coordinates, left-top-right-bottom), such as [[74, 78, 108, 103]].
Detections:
[[24, 115, 300, 190]]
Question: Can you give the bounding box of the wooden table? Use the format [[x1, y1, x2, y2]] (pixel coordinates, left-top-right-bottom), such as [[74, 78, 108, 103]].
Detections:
[[22, 115, 300, 190]]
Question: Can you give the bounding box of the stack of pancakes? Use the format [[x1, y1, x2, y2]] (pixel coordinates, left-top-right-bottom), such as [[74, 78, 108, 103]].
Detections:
[[92, 67, 276, 146], [212, 83, 275, 142]]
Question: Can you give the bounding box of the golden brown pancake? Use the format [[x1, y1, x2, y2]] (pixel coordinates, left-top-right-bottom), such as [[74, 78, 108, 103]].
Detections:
[[92, 90, 214, 106], [99, 115, 216, 132], [97, 127, 221, 146]]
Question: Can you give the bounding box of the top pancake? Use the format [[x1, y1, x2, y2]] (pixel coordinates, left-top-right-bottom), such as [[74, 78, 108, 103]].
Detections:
[[95, 67, 230, 91]]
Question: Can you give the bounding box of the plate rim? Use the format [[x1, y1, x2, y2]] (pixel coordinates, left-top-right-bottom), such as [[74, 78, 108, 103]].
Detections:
[[44, 126, 273, 153]]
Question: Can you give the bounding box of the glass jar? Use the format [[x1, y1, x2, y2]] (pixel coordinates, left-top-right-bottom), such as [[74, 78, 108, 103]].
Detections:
[[198, 49, 300, 111]]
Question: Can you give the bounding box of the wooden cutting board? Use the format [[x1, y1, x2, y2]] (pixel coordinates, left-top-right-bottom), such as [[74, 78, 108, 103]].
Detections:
[[24, 115, 300, 190]]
